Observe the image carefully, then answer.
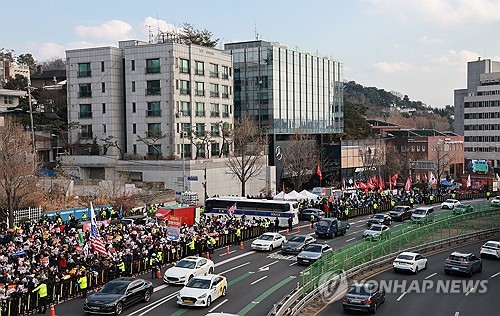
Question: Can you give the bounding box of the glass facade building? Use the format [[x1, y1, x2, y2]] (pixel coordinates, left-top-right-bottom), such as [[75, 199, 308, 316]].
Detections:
[[225, 40, 343, 135]]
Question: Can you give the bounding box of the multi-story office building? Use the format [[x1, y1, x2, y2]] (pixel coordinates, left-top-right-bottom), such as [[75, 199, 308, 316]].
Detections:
[[454, 58, 500, 171], [224, 40, 343, 185], [66, 39, 233, 159]]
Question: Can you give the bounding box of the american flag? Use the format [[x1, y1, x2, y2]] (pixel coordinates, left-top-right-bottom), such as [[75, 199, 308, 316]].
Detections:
[[228, 203, 237, 216], [90, 202, 108, 257]]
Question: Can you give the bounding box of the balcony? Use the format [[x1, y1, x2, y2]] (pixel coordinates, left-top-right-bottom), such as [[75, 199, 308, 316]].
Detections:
[[146, 88, 161, 96], [145, 66, 161, 74], [79, 111, 93, 119], [146, 109, 162, 117], [210, 111, 220, 118], [210, 91, 219, 98], [79, 132, 93, 139], [78, 91, 92, 98], [209, 72, 219, 78], [195, 110, 205, 117], [195, 90, 205, 96], [78, 70, 91, 77], [180, 88, 190, 95]]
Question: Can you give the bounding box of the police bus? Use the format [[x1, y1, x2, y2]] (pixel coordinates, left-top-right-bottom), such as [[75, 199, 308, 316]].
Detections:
[[204, 196, 299, 227]]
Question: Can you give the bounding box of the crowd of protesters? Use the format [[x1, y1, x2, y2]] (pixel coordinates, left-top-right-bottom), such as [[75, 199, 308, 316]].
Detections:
[[0, 185, 490, 314]]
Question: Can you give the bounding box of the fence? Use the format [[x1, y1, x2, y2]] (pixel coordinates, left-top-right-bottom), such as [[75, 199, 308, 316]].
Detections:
[[10, 206, 42, 227], [271, 201, 500, 315], [0, 225, 265, 316]]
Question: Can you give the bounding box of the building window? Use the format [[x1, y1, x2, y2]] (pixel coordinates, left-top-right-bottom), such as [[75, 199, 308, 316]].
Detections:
[[146, 80, 161, 95], [195, 102, 205, 117], [211, 123, 219, 135], [102, 103, 106, 114], [146, 58, 160, 73], [180, 101, 191, 116], [132, 81, 136, 92], [103, 124, 106, 134], [209, 63, 218, 78], [147, 101, 161, 117], [78, 63, 91, 77], [211, 143, 220, 156], [101, 61, 104, 72], [148, 145, 162, 157], [78, 83, 92, 98], [416, 145, 420, 152], [222, 85, 229, 98], [181, 123, 192, 135], [101, 82, 105, 93], [195, 82, 205, 96], [180, 80, 190, 95], [80, 125, 93, 138], [210, 103, 219, 117], [180, 59, 189, 73], [222, 104, 229, 117], [195, 123, 205, 137], [197, 145, 206, 158], [133, 124, 136, 134], [147, 123, 162, 138], [131, 60, 135, 71], [210, 83, 219, 97], [195, 61, 204, 76], [3, 96, 13, 104], [133, 144, 137, 154], [132, 102, 136, 113], [422, 145, 426, 151], [222, 66, 229, 79], [79, 104, 92, 118]]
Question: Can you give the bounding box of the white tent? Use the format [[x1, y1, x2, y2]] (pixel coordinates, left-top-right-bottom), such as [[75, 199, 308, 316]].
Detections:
[[273, 191, 287, 200], [299, 189, 321, 200], [286, 190, 308, 201]]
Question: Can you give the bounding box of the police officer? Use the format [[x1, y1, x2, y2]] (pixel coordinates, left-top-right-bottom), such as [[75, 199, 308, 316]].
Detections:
[[117, 260, 125, 277], [33, 278, 48, 314], [78, 271, 88, 298], [288, 216, 293, 232], [274, 218, 280, 232], [81, 211, 87, 221], [149, 253, 158, 279], [187, 239, 196, 255], [372, 202, 378, 214], [235, 228, 242, 245], [487, 191, 491, 200]]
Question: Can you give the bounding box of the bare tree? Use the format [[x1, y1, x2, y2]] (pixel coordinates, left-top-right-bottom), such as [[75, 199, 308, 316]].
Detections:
[[0, 118, 38, 226], [218, 121, 231, 158], [226, 115, 267, 196], [101, 135, 124, 159], [282, 133, 319, 191], [137, 130, 166, 159], [433, 141, 454, 182]]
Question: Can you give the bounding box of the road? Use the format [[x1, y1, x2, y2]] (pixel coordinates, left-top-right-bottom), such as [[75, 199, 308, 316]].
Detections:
[[52, 198, 491, 316], [317, 240, 500, 316]]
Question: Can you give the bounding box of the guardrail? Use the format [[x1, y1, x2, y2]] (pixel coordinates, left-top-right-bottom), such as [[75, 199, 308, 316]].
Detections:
[[270, 203, 500, 316]]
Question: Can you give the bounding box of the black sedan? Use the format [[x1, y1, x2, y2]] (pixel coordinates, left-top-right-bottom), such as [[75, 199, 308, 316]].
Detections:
[[388, 205, 412, 221], [299, 208, 325, 221], [84, 278, 153, 315], [342, 283, 386, 313], [367, 213, 392, 227]]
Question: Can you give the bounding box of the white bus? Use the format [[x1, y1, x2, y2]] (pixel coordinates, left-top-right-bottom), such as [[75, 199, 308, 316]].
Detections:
[[204, 196, 299, 227]]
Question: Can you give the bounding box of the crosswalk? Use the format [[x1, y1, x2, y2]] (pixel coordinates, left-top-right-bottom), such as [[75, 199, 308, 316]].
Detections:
[[267, 252, 296, 261]]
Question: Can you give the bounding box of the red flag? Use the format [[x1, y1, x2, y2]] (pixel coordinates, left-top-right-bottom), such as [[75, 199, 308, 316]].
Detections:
[[391, 173, 398, 186], [423, 173, 428, 182], [388, 176, 392, 190], [379, 176, 385, 190], [404, 177, 413, 191], [282, 182, 286, 193], [372, 175, 378, 186], [416, 173, 421, 183], [316, 164, 323, 181], [358, 182, 367, 189]]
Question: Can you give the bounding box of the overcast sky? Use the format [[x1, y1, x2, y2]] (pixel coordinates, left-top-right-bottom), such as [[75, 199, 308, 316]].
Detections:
[[4, 0, 500, 108]]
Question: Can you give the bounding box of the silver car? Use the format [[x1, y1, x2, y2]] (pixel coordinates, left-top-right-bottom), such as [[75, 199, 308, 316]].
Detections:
[[362, 224, 390, 240], [297, 243, 332, 265]]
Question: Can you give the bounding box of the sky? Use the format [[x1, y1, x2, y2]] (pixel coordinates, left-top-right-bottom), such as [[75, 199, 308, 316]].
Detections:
[[3, 0, 500, 108]]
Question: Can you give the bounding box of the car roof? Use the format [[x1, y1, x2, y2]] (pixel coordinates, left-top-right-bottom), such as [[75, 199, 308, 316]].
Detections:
[[192, 274, 224, 281], [398, 251, 418, 256], [108, 277, 138, 284], [262, 232, 279, 236], [484, 240, 500, 245], [182, 256, 204, 261], [369, 224, 386, 228], [445, 199, 459, 202], [450, 252, 471, 257], [415, 206, 433, 210]]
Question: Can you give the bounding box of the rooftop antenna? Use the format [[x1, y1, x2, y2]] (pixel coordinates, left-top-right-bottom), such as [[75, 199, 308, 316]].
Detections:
[[254, 21, 259, 40]]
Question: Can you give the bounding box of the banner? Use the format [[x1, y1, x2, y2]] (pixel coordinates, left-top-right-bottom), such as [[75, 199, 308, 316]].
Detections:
[[167, 216, 182, 241]]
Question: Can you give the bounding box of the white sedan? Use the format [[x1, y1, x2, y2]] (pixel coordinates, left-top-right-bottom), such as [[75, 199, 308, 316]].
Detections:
[[393, 251, 428, 274], [441, 199, 460, 209], [480, 241, 500, 259], [164, 256, 214, 285], [177, 274, 227, 307], [251, 232, 287, 251]]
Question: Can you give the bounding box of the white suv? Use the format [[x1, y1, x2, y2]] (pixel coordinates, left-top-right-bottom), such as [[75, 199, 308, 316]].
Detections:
[[441, 199, 460, 209]]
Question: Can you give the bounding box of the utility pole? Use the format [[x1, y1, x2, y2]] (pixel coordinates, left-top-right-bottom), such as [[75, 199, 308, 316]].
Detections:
[[27, 81, 36, 170]]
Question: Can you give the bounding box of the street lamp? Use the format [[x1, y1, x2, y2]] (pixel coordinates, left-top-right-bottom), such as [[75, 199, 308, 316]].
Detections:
[[181, 131, 186, 192]]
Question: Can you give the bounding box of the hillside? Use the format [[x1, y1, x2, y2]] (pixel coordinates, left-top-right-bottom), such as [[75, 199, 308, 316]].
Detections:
[[344, 81, 454, 132]]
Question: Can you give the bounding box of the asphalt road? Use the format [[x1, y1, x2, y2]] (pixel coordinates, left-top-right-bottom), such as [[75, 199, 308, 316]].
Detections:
[[51, 198, 491, 316], [317, 240, 500, 316]]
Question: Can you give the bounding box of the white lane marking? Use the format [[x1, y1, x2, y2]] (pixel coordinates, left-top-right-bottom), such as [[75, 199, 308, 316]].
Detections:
[[153, 284, 168, 292], [465, 287, 475, 296], [251, 276, 268, 285], [345, 237, 356, 242], [454, 312, 460, 316], [355, 224, 364, 228], [215, 251, 256, 267], [289, 262, 297, 266], [219, 262, 251, 275], [307, 232, 316, 236], [127, 291, 179, 316], [424, 272, 437, 280], [219, 250, 236, 256], [208, 298, 228, 313], [258, 260, 279, 271], [396, 291, 407, 301], [489, 272, 500, 279]]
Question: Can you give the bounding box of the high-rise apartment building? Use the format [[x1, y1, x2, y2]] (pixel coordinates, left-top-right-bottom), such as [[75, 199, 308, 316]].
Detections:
[[454, 58, 500, 171], [66, 39, 233, 159]]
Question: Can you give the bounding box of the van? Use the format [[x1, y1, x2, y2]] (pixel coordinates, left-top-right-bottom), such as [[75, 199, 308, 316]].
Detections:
[[411, 206, 435, 224]]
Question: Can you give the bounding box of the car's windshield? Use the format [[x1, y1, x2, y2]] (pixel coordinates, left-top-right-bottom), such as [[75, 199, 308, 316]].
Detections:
[[393, 207, 405, 212], [186, 278, 211, 289], [484, 242, 500, 248], [259, 234, 273, 241], [445, 199, 456, 203], [175, 260, 196, 269], [100, 282, 128, 295], [413, 209, 426, 215], [396, 254, 414, 261], [303, 244, 322, 252], [348, 284, 372, 295], [370, 226, 383, 231], [317, 220, 331, 227], [373, 214, 385, 219], [290, 236, 306, 242]]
